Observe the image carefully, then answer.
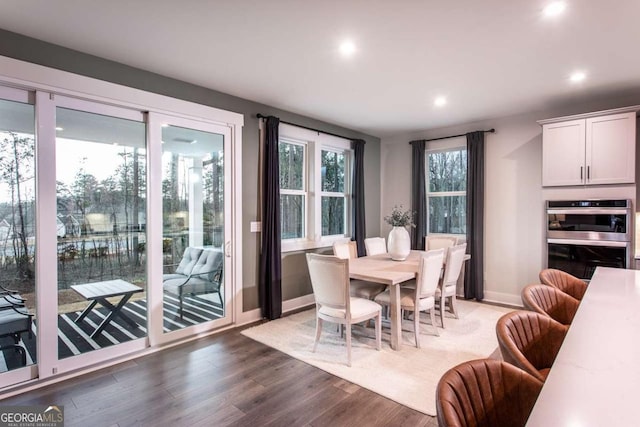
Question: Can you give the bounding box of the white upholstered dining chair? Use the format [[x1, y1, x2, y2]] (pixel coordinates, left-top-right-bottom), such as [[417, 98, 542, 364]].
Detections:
[[375, 248, 445, 348], [364, 237, 387, 256], [436, 243, 467, 328], [332, 241, 386, 300], [306, 253, 382, 366], [425, 235, 459, 254]]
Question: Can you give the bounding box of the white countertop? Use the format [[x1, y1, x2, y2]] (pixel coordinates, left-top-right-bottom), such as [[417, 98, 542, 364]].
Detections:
[[526, 267, 640, 427]]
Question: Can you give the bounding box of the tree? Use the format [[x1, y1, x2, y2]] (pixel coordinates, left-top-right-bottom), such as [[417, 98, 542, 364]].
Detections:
[[0, 132, 35, 279]]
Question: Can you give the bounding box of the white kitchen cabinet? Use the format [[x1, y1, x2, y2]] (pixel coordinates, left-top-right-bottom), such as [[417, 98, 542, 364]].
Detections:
[[540, 109, 637, 187]]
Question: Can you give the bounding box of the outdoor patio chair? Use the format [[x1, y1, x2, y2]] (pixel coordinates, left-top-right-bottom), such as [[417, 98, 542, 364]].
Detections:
[[163, 247, 223, 319], [0, 303, 33, 367]]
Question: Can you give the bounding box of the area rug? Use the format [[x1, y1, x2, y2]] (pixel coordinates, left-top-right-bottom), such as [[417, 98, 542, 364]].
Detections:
[[241, 300, 513, 416]]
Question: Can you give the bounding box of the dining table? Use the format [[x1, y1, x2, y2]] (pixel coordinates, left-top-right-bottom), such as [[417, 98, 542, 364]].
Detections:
[[348, 250, 469, 350]]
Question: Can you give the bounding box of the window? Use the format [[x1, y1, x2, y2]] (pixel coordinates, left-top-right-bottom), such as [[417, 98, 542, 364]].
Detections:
[[279, 140, 306, 240], [276, 124, 351, 250], [321, 149, 346, 236], [427, 147, 467, 234]]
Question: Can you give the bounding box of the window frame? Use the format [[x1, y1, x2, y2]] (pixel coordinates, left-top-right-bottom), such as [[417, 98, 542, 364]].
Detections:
[[279, 137, 309, 243], [278, 124, 352, 252], [425, 144, 467, 236]]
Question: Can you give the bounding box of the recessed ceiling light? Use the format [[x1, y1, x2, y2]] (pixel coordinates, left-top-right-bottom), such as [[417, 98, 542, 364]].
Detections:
[[434, 96, 447, 107], [55, 127, 63, 131], [339, 40, 356, 57], [544, 1, 566, 17], [570, 71, 586, 83]]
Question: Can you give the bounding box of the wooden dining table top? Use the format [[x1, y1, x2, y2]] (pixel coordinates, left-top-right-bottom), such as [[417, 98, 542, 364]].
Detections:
[[348, 251, 424, 285], [349, 250, 470, 286]]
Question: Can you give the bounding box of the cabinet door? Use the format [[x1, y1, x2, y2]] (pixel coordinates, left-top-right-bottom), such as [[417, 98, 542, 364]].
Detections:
[[586, 112, 636, 185], [542, 119, 586, 186]]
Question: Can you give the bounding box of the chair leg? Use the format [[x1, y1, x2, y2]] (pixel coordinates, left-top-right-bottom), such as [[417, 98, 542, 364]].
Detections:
[[375, 313, 381, 351], [179, 292, 184, 320], [313, 317, 322, 353], [430, 308, 440, 336], [345, 323, 352, 367], [439, 298, 446, 328], [450, 295, 459, 319], [413, 310, 420, 349]]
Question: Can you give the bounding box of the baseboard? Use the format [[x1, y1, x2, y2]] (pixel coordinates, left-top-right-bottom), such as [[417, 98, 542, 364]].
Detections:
[[282, 294, 315, 313], [482, 290, 523, 307]]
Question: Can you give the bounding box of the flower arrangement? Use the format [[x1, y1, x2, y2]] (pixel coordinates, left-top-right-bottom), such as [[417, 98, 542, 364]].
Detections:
[[384, 205, 416, 228]]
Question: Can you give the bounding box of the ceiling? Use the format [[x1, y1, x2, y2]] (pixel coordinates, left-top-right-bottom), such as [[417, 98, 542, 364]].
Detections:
[[1, 1, 639, 137]]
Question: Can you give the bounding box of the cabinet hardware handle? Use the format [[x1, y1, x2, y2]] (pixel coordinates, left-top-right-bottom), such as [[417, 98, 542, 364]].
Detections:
[[580, 166, 583, 181], [225, 241, 231, 257]]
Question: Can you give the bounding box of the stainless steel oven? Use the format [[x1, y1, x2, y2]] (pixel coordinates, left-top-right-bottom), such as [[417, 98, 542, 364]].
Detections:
[[546, 199, 632, 280]]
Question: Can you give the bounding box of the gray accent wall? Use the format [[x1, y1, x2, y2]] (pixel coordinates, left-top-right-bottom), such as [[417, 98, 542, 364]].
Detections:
[[0, 29, 381, 312]]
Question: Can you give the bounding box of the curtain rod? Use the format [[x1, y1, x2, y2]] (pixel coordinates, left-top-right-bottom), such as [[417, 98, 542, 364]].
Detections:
[[410, 128, 495, 144], [256, 113, 364, 143]]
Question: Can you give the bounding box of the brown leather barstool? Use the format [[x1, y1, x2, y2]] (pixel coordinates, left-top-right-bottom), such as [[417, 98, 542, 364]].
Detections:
[[539, 268, 587, 301], [496, 310, 568, 382], [521, 284, 579, 326], [436, 359, 543, 427]]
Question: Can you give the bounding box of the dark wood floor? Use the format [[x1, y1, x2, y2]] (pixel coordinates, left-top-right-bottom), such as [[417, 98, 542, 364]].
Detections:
[[0, 327, 437, 427]]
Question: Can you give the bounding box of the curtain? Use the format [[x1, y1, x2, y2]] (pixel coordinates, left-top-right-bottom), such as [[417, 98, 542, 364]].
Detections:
[[410, 140, 427, 250], [351, 139, 366, 257], [465, 131, 485, 300], [259, 116, 282, 319]]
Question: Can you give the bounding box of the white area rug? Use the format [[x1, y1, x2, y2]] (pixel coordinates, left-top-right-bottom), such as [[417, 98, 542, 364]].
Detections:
[[241, 300, 513, 416]]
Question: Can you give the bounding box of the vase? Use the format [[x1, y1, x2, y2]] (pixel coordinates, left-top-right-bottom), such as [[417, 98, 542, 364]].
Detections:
[[388, 226, 411, 261]]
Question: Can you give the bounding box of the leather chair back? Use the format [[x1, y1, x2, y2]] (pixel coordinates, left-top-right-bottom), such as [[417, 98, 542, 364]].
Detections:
[[539, 268, 587, 301], [496, 310, 568, 382], [436, 359, 543, 427], [521, 284, 579, 326]]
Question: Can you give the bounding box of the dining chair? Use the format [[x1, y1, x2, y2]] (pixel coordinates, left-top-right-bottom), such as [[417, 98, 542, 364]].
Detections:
[[425, 235, 458, 255], [375, 248, 445, 348], [496, 310, 568, 382], [539, 268, 587, 301], [521, 284, 579, 326], [364, 237, 387, 256], [436, 359, 543, 427], [306, 253, 382, 367], [332, 241, 386, 300], [435, 243, 466, 328]]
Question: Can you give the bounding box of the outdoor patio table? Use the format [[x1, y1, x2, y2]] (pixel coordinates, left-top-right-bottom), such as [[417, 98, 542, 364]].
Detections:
[[70, 279, 143, 339]]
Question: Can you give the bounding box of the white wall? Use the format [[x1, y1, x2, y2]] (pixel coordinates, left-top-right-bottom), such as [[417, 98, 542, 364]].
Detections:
[[381, 99, 639, 306]]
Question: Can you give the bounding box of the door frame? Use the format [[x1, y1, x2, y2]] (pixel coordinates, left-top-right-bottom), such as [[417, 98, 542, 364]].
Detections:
[[0, 55, 243, 385]]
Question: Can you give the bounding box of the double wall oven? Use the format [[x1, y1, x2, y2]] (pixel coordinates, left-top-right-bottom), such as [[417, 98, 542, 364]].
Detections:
[[546, 199, 632, 280]]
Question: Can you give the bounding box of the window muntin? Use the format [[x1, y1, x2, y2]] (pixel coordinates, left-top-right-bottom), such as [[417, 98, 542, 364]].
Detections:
[[427, 148, 467, 235]]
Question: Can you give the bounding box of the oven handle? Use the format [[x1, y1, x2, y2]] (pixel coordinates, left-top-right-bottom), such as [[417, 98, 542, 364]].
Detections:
[[547, 208, 629, 215], [547, 238, 629, 247]]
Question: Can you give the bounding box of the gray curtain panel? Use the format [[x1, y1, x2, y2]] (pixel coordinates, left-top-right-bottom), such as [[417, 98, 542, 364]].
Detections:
[[465, 131, 485, 300], [351, 139, 367, 257], [259, 116, 283, 319], [410, 140, 427, 250]]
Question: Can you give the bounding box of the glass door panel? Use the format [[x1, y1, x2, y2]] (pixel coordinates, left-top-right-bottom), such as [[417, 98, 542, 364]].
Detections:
[[161, 124, 226, 332], [0, 93, 37, 380], [55, 106, 147, 360]]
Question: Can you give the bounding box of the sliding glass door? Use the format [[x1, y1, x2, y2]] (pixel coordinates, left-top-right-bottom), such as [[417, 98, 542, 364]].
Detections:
[[0, 87, 37, 387], [0, 71, 240, 390], [150, 114, 232, 341], [55, 99, 148, 363]]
